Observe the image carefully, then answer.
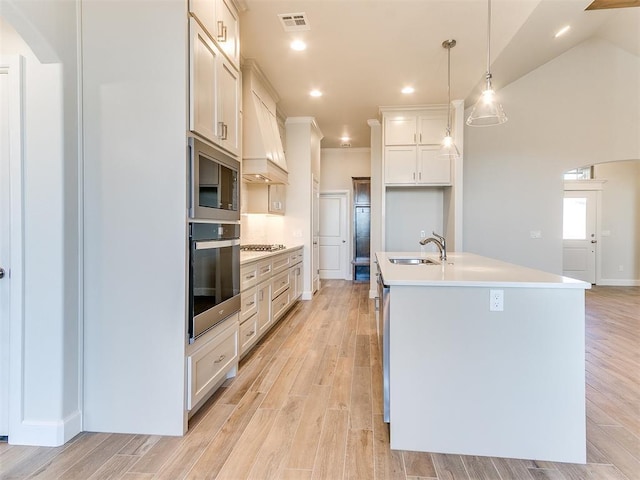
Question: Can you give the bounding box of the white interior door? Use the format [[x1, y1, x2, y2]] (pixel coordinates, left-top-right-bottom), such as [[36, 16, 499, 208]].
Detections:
[[319, 192, 348, 279], [563, 190, 597, 283], [0, 64, 11, 437]]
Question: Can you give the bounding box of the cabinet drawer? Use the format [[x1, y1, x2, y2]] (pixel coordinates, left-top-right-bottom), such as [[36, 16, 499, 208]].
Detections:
[[187, 319, 238, 409], [272, 253, 291, 274], [241, 286, 258, 323], [239, 313, 259, 355], [272, 289, 291, 321], [272, 270, 290, 299], [241, 262, 259, 290], [289, 249, 303, 265], [257, 259, 273, 282]]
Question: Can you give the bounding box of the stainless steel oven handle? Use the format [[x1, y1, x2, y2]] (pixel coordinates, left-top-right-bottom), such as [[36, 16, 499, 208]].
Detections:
[[195, 239, 240, 250]]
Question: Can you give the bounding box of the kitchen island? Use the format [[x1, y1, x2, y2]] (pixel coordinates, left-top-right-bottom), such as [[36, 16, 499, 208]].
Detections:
[[376, 252, 590, 463]]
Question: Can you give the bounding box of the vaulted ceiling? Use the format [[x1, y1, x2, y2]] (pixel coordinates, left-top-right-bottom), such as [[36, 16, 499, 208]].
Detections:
[[239, 0, 640, 148]]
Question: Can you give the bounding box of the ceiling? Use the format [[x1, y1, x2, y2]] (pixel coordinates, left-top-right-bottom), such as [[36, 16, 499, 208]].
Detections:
[[239, 0, 640, 148]]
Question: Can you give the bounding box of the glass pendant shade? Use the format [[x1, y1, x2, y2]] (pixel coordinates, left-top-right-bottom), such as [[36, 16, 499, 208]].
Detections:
[[438, 130, 460, 159], [466, 0, 507, 127], [466, 76, 507, 126]]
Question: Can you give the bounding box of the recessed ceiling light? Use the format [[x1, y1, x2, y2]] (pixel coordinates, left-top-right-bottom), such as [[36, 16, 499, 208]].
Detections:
[[555, 25, 571, 38], [402, 86, 415, 94], [310, 89, 322, 97], [290, 40, 307, 51]]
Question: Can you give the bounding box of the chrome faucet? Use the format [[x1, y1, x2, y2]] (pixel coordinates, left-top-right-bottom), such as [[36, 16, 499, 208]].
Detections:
[[419, 231, 447, 261]]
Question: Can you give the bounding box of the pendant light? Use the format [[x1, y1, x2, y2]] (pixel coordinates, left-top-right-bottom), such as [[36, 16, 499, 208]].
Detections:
[[438, 39, 460, 159], [466, 0, 508, 127]]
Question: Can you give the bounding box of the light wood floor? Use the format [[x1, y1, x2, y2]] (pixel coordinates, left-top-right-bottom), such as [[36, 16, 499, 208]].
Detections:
[[1, 282, 638, 480]]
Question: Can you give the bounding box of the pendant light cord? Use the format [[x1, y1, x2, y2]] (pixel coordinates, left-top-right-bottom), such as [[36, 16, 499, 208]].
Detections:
[[447, 44, 452, 132], [486, 0, 492, 78]]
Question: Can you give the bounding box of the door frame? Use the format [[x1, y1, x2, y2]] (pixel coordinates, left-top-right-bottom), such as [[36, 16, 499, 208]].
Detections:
[[563, 180, 604, 284], [0, 55, 25, 442], [319, 190, 351, 280]]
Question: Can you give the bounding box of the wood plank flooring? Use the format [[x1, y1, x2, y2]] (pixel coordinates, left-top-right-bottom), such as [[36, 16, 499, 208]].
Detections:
[[1, 282, 638, 480]]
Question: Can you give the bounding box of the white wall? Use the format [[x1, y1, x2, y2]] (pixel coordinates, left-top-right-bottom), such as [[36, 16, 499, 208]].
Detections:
[[594, 160, 640, 284], [81, 0, 188, 435], [283, 117, 322, 299], [1, 2, 81, 445], [464, 38, 640, 274], [320, 148, 371, 191]]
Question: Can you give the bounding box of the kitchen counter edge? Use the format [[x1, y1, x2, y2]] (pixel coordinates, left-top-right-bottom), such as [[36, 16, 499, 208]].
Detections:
[[241, 245, 304, 265], [376, 252, 591, 289]]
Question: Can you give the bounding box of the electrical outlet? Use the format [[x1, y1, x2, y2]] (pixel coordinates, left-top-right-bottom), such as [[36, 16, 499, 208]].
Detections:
[[530, 230, 542, 239], [618, 265, 624, 272], [420, 230, 426, 238], [490, 289, 504, 311]]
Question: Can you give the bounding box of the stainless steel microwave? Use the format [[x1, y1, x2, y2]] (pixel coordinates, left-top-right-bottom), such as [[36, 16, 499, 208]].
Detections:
[[189, 138, 240, 221]]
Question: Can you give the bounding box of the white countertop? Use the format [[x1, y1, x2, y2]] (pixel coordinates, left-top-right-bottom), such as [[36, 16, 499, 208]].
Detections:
[[240, 245, 303, 265], [376, 252, 591, 289]]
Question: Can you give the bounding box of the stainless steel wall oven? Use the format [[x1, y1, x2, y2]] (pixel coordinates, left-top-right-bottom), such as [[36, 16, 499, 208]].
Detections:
[[189, 137, 239, 221], [188, 222, 241, 343]]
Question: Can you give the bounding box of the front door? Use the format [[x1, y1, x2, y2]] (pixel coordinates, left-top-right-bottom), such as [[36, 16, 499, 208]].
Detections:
[[319, 192, 348, 279], [563, 190, 597, 283]]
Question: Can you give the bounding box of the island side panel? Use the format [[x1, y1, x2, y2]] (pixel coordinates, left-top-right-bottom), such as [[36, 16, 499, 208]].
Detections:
[[389, 285, 586, 463]]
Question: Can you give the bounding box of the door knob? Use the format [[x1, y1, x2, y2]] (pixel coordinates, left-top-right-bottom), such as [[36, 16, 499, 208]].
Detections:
[[591, 240, 597, 244], [342, 240, 346, 243], [0, 267, 5, 279]]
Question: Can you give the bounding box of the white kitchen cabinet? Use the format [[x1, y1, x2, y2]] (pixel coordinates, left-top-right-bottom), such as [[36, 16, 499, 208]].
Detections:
[[239, 313, 259, 355], [256, 281, 272, 335], [238, 250, 301, 357], [186, 315, 239, 410], [244, 183, 286, 215], [217, 56, 240, 156], [215, 0, 240, 67], [189, 0, 239, 68], [189, 18, 240, 156], [384, 146, 451, 185], [189, 19, 219, 144], [288, 248, 303, 301], [384, 111, 447, 146]]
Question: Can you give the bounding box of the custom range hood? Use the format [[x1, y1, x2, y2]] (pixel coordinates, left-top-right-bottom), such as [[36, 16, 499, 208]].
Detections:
[[242, 60, 288, 184]]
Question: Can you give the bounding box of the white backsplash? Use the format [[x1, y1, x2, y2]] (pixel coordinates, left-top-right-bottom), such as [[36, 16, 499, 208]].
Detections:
[[241, 214, 286, 245]]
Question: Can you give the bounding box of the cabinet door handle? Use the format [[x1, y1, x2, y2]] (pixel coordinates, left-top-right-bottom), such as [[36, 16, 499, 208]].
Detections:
[[217, 21, 227, 42], [245, 273, 256, 280], [218, 122, 228, 140], [419, 172, 422, 180], [413, 133, 416, 143], [413, 172, 415, 180], [246, 330, 255, 337], [245, 300, 255, 307], [214, 354, 226, 364], [419, 133, 422, 143]]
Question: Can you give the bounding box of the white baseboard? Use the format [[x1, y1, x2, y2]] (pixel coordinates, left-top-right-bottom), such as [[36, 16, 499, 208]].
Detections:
[[598, 279, 640, 287], [10, 410, 82, 446]]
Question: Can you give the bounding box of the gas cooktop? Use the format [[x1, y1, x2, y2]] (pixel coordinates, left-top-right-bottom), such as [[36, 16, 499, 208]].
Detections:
[[241, 244, 287, 252]]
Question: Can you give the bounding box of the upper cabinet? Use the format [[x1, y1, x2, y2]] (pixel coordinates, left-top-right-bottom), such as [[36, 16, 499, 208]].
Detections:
[[189, 0, 240, 68], [188, 17, 240, 157], [384, 110, 447, 146], [381, 107, 453, 186]]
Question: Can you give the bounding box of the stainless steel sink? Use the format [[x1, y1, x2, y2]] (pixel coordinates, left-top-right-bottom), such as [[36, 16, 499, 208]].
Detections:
[[388, 257, 438, 265]]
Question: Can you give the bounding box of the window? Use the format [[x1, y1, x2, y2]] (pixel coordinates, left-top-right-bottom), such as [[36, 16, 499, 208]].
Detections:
[[564, 167, 593, 181], [563, 197, 587, 240]]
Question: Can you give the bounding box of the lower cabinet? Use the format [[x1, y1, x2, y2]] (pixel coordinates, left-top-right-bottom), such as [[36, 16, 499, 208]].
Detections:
[[239, 247, 302, 358], [186, 314, 239, 411]]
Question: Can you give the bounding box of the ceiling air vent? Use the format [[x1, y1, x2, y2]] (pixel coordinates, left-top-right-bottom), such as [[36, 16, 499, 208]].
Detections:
[[278, 12, 310, 32], [340, 142, 352, 148]]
